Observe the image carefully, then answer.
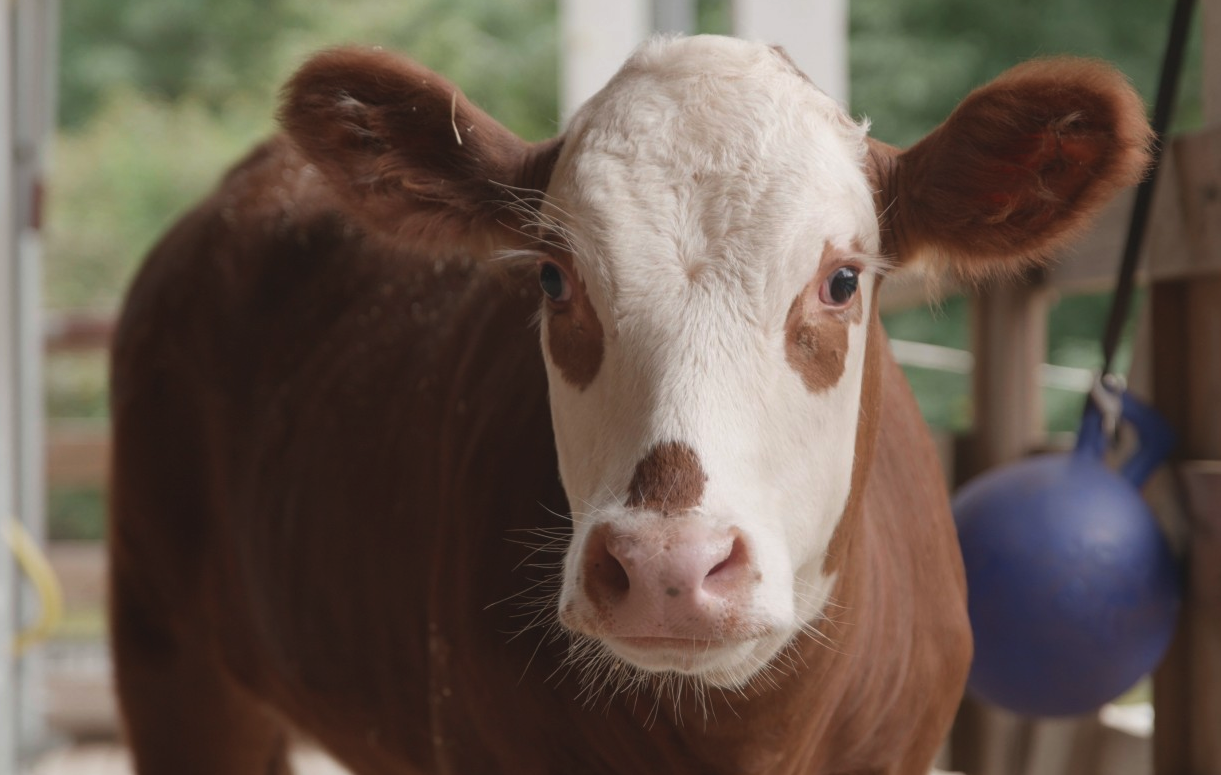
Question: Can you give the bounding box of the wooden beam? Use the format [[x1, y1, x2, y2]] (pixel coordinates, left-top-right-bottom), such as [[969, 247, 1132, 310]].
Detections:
[[43, 312, 113, 354], [880, 129, 1220, 317], [1047, 128, 1221, 293], [1151, 277, 1221, 775], [1206, 0, 1221, 126], [1166, 127, 1221, 281], [1047, 189, 1139, 293], [950, 276, 1051, 774], [965, 278, 1050, 474], [45, 423, 109, 490], [1152, 2, 1221, 768]]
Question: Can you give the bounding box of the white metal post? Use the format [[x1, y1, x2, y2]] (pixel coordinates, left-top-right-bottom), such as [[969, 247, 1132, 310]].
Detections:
[[559, 0, 650, 122], [731, 0, 849, 104], [1, 0, 22, 770], [653, 0, 696, 35], [12, 0, 56, 757]]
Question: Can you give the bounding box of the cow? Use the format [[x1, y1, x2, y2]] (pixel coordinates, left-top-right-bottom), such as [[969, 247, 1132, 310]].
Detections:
[[108, 35, 1150, 775]]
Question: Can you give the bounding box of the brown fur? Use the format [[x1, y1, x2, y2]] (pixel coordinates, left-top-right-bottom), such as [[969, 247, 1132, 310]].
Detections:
[[868, 57, 1152, 281], [109, 47, 1146, 775], [279, 47, 563, 258], [784, 245, 865, 394], [543, 252, 606, 390], [822, 285, 884, 578], [624, 441, 708, 515]]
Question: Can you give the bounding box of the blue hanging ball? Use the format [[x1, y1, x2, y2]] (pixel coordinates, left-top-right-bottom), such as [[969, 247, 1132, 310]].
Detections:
[[953, 392, 1181, 717]]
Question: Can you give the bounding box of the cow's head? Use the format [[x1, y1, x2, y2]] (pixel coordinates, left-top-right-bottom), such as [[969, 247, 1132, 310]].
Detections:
[[283, 37, 1149, 690]]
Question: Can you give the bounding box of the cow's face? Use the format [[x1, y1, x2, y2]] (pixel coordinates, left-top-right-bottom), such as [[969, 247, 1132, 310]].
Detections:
[[283, 35, 1151, 697], [534, 37, 880, 688]]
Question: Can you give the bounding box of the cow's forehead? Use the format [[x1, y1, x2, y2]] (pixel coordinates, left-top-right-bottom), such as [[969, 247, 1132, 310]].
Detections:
[[544, 36, 879, 330], [567, 36, 865, 159]]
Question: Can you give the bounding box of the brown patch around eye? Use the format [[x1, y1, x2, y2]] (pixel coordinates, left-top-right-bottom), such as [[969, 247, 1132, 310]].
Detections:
[[544, 253, 604, 390], [784, 245, 864, 394], [625, 441, 707, 516]]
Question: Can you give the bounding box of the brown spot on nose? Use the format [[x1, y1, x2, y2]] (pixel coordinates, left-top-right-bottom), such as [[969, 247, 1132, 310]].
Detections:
[[625, 441, 708, 516], [784, 244, 864, 394]]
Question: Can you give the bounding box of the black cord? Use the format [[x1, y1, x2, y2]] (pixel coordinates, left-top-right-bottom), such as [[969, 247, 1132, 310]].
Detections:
[[1098, 0, 1197, 377]]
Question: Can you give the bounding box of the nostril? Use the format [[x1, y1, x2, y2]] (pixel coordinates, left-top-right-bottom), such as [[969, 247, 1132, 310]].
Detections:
[[703, 533, 750, 590], [583, 525, 630, 604]]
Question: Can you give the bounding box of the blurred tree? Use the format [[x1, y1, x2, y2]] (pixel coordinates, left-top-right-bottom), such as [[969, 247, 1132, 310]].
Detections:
[[48, 0, 558, 311], [58, 0, 306, 129], [59, 0, 557, 138], [851, 0, 1202, 146]]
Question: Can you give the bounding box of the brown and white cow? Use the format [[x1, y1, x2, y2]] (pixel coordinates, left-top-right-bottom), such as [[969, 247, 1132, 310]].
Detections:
[[108, 36, 1149, 775]]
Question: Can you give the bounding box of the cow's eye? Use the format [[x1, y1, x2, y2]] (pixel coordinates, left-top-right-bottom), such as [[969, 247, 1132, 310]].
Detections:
[[820, 266, 859, 306], [539, 261, 572, 303]]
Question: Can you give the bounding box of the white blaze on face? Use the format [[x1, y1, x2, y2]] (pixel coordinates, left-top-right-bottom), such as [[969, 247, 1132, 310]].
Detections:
[[537, 36, 883, 687]]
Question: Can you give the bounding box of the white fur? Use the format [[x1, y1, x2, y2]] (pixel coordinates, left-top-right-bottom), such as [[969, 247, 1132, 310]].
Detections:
[[540, 36, 881, 688]]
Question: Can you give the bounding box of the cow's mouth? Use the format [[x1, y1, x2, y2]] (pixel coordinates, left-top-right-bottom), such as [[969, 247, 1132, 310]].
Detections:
[[604, 633, 770, 679], [616, 636, 723, 650]]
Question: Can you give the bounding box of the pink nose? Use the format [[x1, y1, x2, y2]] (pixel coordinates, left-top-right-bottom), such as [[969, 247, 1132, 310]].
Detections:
[[582, 521, 755, 638]]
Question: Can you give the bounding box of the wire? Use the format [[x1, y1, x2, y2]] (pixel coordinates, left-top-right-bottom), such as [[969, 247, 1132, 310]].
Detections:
[[1098, 0, 1197, 377]]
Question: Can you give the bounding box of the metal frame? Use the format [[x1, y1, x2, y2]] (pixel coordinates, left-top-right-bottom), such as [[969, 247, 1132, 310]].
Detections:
[[12, 0, 56, 758], [4, 0, 57, 767], [2, 0, 21, 767]]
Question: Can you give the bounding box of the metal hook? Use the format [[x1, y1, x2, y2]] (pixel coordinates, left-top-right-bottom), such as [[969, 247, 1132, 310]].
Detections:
[[1090, 373, 1127, 444]]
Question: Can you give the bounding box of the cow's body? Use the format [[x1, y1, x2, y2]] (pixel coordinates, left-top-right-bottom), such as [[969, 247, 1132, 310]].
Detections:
[[109, 37, 1150, 775]]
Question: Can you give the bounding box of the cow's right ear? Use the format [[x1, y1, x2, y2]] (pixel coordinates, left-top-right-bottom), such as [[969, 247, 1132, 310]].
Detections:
[[869, 57, 1152, 283], [280, 47, 563, 257]]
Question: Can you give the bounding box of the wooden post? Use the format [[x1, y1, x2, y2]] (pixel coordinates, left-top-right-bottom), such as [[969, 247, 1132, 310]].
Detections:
[[966, 278, 1049, 476], [1150, 242, 1221, 775], [950, 276, 1051, 775], [1152, 0, 1221, 771]]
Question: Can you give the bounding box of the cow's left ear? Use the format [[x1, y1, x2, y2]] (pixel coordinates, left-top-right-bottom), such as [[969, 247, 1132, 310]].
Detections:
[[869, 58, 1153, 281], [279, 47, 563, 257]]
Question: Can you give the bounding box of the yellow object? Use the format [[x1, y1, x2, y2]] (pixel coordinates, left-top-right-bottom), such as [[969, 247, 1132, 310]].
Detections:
[[3, 518, 64, 656]]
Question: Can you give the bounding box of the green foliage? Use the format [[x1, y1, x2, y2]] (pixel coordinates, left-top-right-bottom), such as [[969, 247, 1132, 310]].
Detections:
[[274, 0, 559, 140], [697, 0, 733, 35], [45, 352, 110, 419], [45, 89, 270, 311], [883, 298, 972, 430], [59, 0, 558, 138], [882, 292, 1141, 433], [850, 0, 1203, 146], [48, 0, 559, 316], [58, 0, 306, 129], [48, 486, 107, 541]]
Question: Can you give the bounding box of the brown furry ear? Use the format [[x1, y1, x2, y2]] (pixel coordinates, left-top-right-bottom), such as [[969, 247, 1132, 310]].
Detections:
[[279, 47, 562, 256], [870, 58, 1153, 282]]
